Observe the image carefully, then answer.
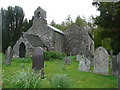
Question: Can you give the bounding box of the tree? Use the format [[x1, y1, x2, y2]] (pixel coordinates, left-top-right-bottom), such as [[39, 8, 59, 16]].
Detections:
[[23, 16, 33, 32], [50, 15, 87, 31], [2, 6, 25, 53], [92, 2, 120, 55], [75, 15, 87, 28], [93, 27, 112, 53], [50, 15, 73, 31], [12, 6, 24, 45]]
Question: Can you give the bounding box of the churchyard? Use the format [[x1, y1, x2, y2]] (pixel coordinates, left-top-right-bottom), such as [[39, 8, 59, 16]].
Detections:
[[1, 4, 120, 89], [1, 52, 117, 88]]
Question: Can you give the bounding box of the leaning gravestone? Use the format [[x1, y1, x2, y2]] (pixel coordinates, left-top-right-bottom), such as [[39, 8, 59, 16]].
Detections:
[[112, 56, 118, 75], [32, 47, 44, 78], [64, 57, 70, 65], [117, 52, 120, 89], [4, 46, 13, 65], [94, 47, 109, 75], [78, 55, 91, 72]]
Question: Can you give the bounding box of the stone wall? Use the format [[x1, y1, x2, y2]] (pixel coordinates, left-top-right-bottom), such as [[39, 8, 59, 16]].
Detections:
[[53, 31, 64, 52], [64, 24, 94, 56], [26, 24, 54, 51], [13, 36, 33, 57]]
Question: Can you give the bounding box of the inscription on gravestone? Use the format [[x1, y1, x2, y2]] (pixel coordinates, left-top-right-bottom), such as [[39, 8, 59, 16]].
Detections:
[[4, 46, 13, 65], [117, 52, 120, 89], [32, 47, 44, 78], [94, 47, 109, 75]]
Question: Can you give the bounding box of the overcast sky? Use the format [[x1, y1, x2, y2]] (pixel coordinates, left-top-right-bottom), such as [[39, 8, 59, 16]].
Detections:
[[1, 0, 100, 24]]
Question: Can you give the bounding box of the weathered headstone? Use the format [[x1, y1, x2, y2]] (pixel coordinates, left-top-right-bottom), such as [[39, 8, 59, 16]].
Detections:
[[94, 47, 109, 75], [86, 50, 94, 59], [77, 53, 93, 68], [64, 57, 70, 65], [4, 46, 13, 65], [112, 56, 118, 75], [78, 55, 91, 72], [110, 50, 113, 72], [32, 47, 44, 78], [86, 50, 94, 67], [117, 52, 120, 89], [76, 54, 81, 61]]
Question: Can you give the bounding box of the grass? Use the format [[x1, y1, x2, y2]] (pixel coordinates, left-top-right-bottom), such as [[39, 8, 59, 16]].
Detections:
[[5, 69, 43, 88], [49, 74, 71, 88], [1, 53, 117, 88], [0, 53, 2, 88]]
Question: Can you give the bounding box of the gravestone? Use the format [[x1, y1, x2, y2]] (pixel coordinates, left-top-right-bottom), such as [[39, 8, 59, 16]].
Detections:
[[4, 46, 13, 65], [77, 54, 93, 67], [117, 52, 120, 89], [76, 54, 81, 61], [94, 47, 109, 75], [32, 47, 44, 78], [64, 57, 70, 65], [86, 50, 94, 67], [112, 56, 118, 75], [78, 55, 91, 72]]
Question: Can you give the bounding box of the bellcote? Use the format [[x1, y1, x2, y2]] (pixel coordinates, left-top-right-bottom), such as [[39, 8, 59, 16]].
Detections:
[[33, 7, 47, 25]]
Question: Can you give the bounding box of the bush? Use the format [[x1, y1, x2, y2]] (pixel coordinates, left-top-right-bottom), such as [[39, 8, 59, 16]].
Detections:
[[4, 69, 42, 88], [12, 58, 32, 63], [49, 74, 72, 88], [69, 56, 76, 61], [44, 51, 66, 61]]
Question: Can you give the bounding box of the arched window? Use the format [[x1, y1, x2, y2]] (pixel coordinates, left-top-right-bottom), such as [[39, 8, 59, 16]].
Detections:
[[37, 12, 41, 18]]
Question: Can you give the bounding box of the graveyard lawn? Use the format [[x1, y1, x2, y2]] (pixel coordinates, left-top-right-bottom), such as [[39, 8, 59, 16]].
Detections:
[[0, 53, 2, 88], [2, 54, 117, 88]]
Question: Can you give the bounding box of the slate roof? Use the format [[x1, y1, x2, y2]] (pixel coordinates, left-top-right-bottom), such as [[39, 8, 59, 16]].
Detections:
[[47, 24, 64, 35], [23, 34, 46, 47]]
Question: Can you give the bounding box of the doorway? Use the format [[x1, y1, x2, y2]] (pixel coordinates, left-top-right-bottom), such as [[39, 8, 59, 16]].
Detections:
[[19, 42, 26, 58]]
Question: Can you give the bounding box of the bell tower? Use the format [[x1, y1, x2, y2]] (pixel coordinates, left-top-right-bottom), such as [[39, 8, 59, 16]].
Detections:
[[33, 7, 47, 26]]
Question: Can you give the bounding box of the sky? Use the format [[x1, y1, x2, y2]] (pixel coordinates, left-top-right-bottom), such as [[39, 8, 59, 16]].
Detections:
[[0, 0, 100, 24]]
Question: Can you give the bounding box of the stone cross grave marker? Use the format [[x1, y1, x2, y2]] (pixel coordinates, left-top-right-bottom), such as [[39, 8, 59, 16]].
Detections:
[[4, 46, 13, 65], [64, 57, 70, 65], [78, 55, 91, 72], [112, 56, 118, 75], [117, 52, 120, 89], [94, 47, 109, 75], [32, 47, 44, 78]]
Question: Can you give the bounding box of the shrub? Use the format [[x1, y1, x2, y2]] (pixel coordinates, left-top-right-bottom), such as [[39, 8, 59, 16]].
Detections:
[[4, 69, 42, 88], [44, 51, 66, 61], [69, 56, 76, 61], [49, 74, 71, 88], [12, 58, 32, 63]]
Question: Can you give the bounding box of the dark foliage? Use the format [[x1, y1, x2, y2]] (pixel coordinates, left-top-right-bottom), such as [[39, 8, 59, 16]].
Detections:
[[92, 2, 120, 55]]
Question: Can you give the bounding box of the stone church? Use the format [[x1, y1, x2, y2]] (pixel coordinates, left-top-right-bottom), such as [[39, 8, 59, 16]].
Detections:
[[13, 7, 94, 58]]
